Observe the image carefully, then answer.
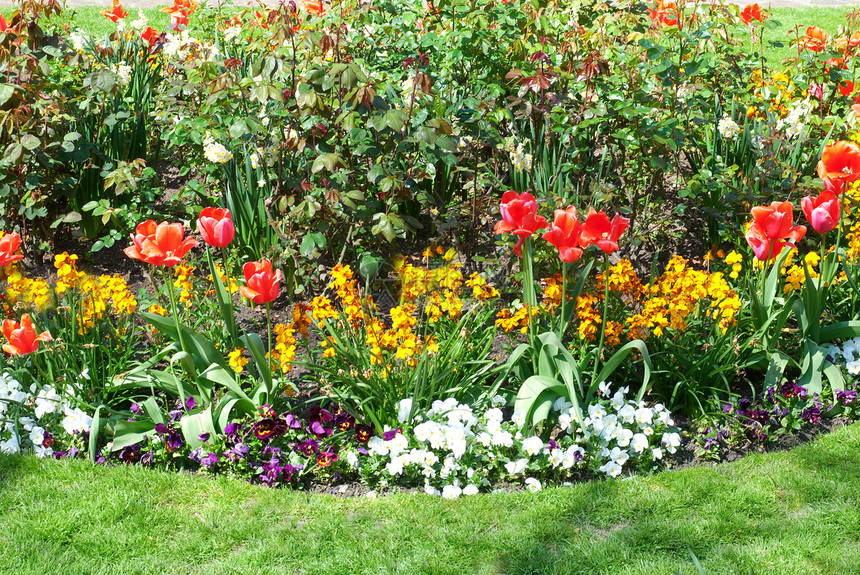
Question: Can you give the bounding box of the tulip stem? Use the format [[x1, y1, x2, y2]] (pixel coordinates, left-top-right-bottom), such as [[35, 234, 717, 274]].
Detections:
[[265, 302, 273, 375], [558, 262, 567, 340], [591, 253, 610, 390], [522, 237, 536, 347], [163, 267, 190, 357], [220, 247, 238, 344]]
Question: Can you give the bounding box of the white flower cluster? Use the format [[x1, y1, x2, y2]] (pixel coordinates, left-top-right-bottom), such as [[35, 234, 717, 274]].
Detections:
[[203, 132, 233, 164], [130, 10, 148, 31], [112, 63, 133, 88], [576, 385, 679, 478], [828, 337, 860, 376], [777, 98, 814, 139], [717, 115, 741, 140], [509, 142, 533, 172], [349, 386, 679, 497], [224, 24, 243, 43], [0, 373, 92, 458], [68, 29, 87, 53]]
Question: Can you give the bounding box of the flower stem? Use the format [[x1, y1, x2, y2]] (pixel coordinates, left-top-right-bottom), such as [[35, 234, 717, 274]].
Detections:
[[220, 246, 238, 343], [265, 302, 273, 375], [163, 267, 189, 356], [591, 253, 610, 390]]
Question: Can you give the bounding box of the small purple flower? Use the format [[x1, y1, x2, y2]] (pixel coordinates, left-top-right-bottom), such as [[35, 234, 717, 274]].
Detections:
[[802, 404, 822, 424], [168, 410, 183, 422], [334, 413, 355, 432], [154, 423, 169, 435], [781, 381, 807, 400], [357, 447, 368, 456], [140, 450, 154, 466], [738, 398, 752, 412], [165, 430, 184, 453], [225, 442, 250, 462], [224, 423, 241, 438], [382, 428, 402, 441], [309, 421, 332, 438], [317, 451, 338, 467], [253, 416, 288, 441], [284, 413, 302, 429], [747, 409, 771, 425], [308, 407, 334, 424], [296, 438, 319, 456], [130, 403, 142, 415], [68, 446, 79, 458], [722, 402, 733, 414], [837, 390, 858, 406], [201, 453, 218, 469], [355, 425, 373, 443], [547, 439, 558, 451], [199, 432, 210, 443], [119, 444, 141, 464], [186, 396, 196, 410]]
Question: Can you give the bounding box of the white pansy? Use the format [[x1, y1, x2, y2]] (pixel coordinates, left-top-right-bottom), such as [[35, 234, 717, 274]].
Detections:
[[520, 436, 544, 456], [617, 404, 635, 424], [652, 447, 664, 460], [599, 460, 623, 478], [491, 395, 507, 407], [0, 434, 19, 454], [510, 409, 527, 427], [441, 484, 462, 499], [598, 380, 611, 397], [661, 432, 682, 454], [463, 484, 479, 496], [61, 407, 91, 436], [367, 436, 390, 456], [346, 450, 359, 469], [634, 407, 653, 426], [630, 433, 649, 454], [397, 398, 413, 423], [616, 428, 634, 447], [505, 458, 528, 476], [525, 477, 542, 493], [34, 387, 63, 419]]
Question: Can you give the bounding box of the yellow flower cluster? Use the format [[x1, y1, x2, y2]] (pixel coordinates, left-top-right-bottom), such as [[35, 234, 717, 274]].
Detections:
[[228, 348, 248, 373], [465, 272, 500, 301], [748, 70, 796, 118], [174, 263, 195, 305], [3, 254, 136, 328], [269, 323, 298, 373], [626, 256, 740, 339], [724, 250, 743, 279], [575, 293, 601, 340], [783, 252, 820, 293], [331, 264, 373, 327], [207, 263, 239, 295], [595, 259, 646, 302]]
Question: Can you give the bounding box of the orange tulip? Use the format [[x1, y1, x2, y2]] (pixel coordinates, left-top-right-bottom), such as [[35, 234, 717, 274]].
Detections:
[[141, 26, 160, 48], [124, 220, 198, 268], [102, 0, 128, 23], [240, 259, 282, 304], [817, 141, 860, 195], [542, 207, 584, 263], [0, 231, 24, 267], [2, 314, 51, 356], [744, 201, 806, 261], [494, 191, 549, 257], [740, 3, 764, 25], [197, 207, 235, 248], [579, 209, 629, 255], [803, 26, 827, 52]]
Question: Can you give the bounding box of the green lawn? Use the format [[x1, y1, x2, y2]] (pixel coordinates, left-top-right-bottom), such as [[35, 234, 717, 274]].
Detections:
[[1, 422, 859, 574]]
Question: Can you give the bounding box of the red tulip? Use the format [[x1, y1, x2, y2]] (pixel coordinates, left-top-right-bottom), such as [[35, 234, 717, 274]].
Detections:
[[839, 80, 855, 98], [141, 27, 160, 48], [818, 141, 860, 195], [801, 192, 840, 235], [124, 220, 198, 268], [493, 191, 549, 257], [542, 207, 584, 263], [2, 314, 51, 356], [579, 209, 630, 255], [740, 3, 764, 25], [102, 0, 128, 23], [744, 201, 806, 261], [0, 15, 13, 33], [197, 207, 235, 248], [240, 259, 282, 304], [0, 232, 24, 267]]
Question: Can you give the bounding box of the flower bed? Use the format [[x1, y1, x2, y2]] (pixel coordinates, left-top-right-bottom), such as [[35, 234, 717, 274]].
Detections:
[[1, 0, 860, 495]]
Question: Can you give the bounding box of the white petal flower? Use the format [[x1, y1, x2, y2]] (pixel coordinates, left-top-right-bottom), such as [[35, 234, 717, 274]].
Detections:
[[524, 477, 542, 493], [441, 485, 462, 499], [463, 484, 479, 496]]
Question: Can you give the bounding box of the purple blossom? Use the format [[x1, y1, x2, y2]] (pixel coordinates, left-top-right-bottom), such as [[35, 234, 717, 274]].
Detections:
[[296, 438, 319, 456], [253, 415, 288, 441], [168, 410, 183, 422], [747, 409, 771, 425], [802, 404, 822, 424], [199, 433, 210, 443], [118, 444, 141, 464], [201, 453, 218, 469], [355, 425, 373, 443], [334, 413, 355, 432], [781, 381, 807, 400], [130, 403, 142, 415], [140, 450, 154, 466], [308, 421, 332, 438], [309, 407, 334, 425], [224, 423, 241, 438], [225, 442, 250, 461], [186, 396, 196, 410], [165, 430, 184, 453], [154, 423, 169, 435], [837, 390, 858, 405], [284, 413, 302, 429], [382, 428, 402, 441]]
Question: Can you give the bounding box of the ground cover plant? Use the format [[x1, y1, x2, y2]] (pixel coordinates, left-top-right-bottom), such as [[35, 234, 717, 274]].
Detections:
[[2, 0, 860, 513]]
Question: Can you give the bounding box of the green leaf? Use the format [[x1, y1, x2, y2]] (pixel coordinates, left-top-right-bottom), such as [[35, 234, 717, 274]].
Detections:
[[89, 406, 103, 462], [111, 420, 154, 452]]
